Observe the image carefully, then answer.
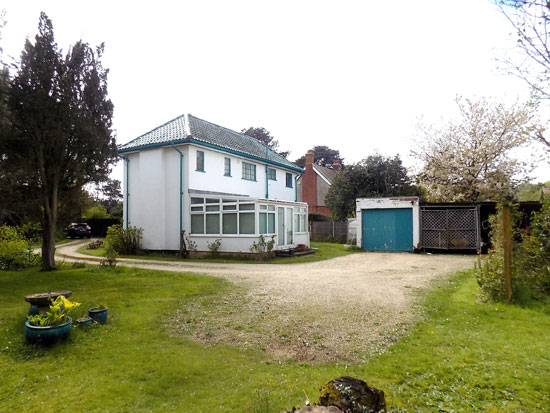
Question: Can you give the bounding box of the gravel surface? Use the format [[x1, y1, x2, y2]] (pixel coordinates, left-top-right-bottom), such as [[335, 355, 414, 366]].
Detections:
[[57, 240, 475, 363]]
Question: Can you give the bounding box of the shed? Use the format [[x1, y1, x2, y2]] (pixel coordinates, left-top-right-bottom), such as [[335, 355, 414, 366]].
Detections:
[[356, 197, 420, 252]]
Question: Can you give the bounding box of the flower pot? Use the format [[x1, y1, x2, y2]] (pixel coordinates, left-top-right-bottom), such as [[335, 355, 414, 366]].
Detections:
[[88, 307, 108, 325], [75, 315, 93, 326], [25, 317, 73, 346]]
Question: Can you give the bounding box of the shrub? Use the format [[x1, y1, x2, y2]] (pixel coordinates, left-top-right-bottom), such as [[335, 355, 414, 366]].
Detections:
[[0, 225, 39, 270], [475, 201, 550, 302], [207, 239, 222, 257], [105, 225, 142, 255], [83, 205, 110, 219], [249, 235, 275, 261]]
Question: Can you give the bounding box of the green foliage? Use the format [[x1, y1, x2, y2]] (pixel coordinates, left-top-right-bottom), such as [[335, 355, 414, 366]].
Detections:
[[27, 295, 81, 326], [326, 154, 422, 221], [515, 181, 548, 201], [249, 235, 275, 260], [102, 239, 118, 267], [476, 201, 550, 302], [241, 127, 289, 158], [0, 13, 117, 270], [19, 221, 42, 243], [105, 225, 142, 255], [294, 145, 344, 169], [83, 205, 109, 219], [0, 225, 38, 270], [206, 239, 222, 257]]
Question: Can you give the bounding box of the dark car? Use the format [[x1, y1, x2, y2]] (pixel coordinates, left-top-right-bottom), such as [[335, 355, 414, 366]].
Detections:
[[67, 223, 92, 239]]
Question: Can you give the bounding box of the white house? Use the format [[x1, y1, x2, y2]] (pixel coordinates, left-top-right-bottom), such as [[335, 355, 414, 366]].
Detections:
[[117, 114, 309, 253]]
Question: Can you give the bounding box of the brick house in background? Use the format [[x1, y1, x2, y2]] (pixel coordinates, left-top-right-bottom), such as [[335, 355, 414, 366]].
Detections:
[[297, 150, 341, 216]]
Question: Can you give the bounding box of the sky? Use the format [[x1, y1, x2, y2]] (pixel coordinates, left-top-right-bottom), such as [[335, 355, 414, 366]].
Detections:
[[1, 0, 549, 182]]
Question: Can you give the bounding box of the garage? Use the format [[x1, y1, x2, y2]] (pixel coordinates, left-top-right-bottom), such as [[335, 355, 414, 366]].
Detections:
[[356, 197, 420, 252], [362, 208, 413, 251]]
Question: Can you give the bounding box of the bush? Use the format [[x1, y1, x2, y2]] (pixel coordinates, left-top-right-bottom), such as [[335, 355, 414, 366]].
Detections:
[[0, 225, 39, 270], [249, 235, 275, 261], [207, 239, 222, 257], [105, 225, 143, 255], [475, 201, 550, 302]]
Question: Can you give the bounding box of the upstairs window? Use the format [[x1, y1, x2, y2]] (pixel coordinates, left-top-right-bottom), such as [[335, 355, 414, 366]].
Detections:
[[286, 172, 293, 188], [242, 162, 256, 181], [268, 168, 276, 180], [196, 150, 205, 172], [224, 157, 231, 176]]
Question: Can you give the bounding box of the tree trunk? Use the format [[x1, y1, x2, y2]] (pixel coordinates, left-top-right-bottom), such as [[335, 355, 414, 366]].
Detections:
[[41, 185, 58, 271]]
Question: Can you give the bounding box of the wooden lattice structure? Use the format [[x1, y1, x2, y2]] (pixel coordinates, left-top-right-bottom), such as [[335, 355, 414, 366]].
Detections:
[[420, 205, 480, 250]]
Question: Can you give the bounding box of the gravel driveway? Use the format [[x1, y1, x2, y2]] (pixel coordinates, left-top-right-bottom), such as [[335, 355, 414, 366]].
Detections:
[[57, 240, 475, 363]]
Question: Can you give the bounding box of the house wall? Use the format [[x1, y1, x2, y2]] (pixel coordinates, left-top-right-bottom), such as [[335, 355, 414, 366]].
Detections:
[[356, 197, 420, 249], [122, 144, 305, 251], [186, 144, 296, 201]]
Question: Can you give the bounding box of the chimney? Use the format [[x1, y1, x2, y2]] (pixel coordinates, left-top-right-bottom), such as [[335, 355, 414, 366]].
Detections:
[[332, 159, 341, 172], [305, 150, 315, 166]]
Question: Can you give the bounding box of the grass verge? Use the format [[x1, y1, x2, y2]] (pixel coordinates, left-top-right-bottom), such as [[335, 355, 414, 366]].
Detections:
[[76, 241, 360, 264], [0, 267, 548, 411]]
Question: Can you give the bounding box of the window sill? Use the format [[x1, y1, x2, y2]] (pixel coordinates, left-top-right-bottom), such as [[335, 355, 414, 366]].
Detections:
[[196, 169, 206, 173], [242, 178, 257, 182], [224, 174, 232, 177]]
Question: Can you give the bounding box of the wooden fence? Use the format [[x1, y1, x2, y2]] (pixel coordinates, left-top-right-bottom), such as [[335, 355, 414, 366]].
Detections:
[[309, 221, 348, 242]]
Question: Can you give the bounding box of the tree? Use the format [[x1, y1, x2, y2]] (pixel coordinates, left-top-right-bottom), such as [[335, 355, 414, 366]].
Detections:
[[0, 13, 117, 270], [498, 1, 550, 99], [497, 1, 550, 148], [325, 154, 421, 221], [241, 126, 290, 158], [294, 145, 344, 169], [413, 97, 538, 203]]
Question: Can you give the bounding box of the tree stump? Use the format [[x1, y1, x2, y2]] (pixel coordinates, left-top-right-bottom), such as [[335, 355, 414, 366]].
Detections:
[[318, 376, 386, 413]]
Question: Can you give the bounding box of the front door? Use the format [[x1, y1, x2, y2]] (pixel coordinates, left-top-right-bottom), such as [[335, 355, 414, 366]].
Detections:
[[277, 206, 294, 247]]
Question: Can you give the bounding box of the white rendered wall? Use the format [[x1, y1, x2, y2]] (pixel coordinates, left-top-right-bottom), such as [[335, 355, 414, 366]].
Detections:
[[355, 197, 420, 249], [122, 144, 306, 251], [187, 144, 297, 201]]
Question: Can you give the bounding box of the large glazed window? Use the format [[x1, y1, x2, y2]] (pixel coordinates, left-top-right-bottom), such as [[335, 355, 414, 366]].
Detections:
[[190, 198, 256, 235]]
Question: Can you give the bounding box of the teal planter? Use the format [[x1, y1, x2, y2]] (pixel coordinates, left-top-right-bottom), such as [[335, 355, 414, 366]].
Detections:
[[75, 315, 93, 326], [25, 317, 73, 346], [88, 307, 108, 324]]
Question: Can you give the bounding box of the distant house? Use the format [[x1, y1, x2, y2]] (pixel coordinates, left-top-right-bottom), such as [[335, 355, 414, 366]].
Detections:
[[542, 184, 550, 199], [117, 114, 309, 252], [297, 150, 341, 216]]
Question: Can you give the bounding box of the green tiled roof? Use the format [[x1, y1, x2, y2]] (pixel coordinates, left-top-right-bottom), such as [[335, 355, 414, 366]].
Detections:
[[118, 114, 303, 172]]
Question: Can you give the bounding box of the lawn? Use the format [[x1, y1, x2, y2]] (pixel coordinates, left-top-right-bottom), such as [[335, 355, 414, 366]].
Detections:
[[1, 266, 549, 411], [75, 241, 359, 264]]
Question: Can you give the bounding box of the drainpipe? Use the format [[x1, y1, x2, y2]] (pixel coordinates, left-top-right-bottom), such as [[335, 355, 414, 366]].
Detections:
[[118, 155, 130, 229], [265, 146, 269, 199], [170, 143, 184, 246]]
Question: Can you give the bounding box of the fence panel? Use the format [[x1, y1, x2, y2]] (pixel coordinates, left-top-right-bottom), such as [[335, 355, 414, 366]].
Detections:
[[309, 221, 348, 242]]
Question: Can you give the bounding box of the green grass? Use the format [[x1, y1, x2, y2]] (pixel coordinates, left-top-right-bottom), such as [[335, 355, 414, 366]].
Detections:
[[1, 266, 549, 411], [76, 241, 360, 264]]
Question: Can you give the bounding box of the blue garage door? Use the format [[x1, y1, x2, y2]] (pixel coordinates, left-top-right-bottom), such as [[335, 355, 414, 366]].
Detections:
[[361, 208, 413, 251]]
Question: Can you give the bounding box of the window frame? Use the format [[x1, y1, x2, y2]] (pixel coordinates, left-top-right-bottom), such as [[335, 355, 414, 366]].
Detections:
[[242, 162, 257, 181], [196, 150, 205, 172], [224, 157, 231, 177], [267, 168, 277, 181], [285, 172, 293, 188]]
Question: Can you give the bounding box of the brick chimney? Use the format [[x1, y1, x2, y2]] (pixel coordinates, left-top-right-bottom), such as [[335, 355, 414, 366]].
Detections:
[[332, 159, 341, 172], [305, 150, 315, 167], [302, 150, 318, 214]]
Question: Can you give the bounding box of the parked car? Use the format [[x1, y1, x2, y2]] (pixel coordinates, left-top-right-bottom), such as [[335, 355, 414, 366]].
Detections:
[[67, 223, 92, 239]]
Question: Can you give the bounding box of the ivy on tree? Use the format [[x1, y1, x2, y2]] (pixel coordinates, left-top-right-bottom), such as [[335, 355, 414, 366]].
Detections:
[[0, 13, 117, 270]]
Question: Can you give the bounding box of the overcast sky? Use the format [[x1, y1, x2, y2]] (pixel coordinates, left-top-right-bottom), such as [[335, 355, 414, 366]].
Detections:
[[2, 0, 549, 182]]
